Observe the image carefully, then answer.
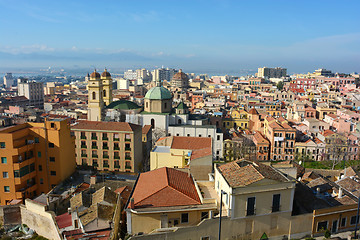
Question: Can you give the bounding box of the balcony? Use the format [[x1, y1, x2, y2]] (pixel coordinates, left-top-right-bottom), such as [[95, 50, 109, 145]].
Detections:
[[125, 147, 131, 151], [125, 165, 132, 169], [103, 155, 109, 159], [103, 164, 109, 168], [80, 136, 86, 140], [102, 137, 108, 141], [125, 156, 131, 160], [93, 163, 98, 167], [13, 157, 35, 170], [114, 156, 120, 159], [113, 138, 120, 141], [81, 145, 87, 149], [92, 146, 98, 149], [81, 154, 87, 157], [114, 147, 120, 150], [91, 137, 98, 140], [125, 138, 131, 142], [114, 165, 120, 169], [103, 146, 109, 150], [92, 154, 98, 158], [15, 143, 35, 155], [274, 137, 284, 142]]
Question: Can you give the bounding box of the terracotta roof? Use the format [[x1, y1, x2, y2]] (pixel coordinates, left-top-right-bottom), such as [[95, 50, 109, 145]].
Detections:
[[55, 213, 72, 229], [72, 120, 140, 132], [217, 160, 289, 188], [252, 131, 269, 144], [130, 167, 201, 209], [248, 108, 259, 115], [322, 129, 335, 137], [114, 185, 132, 203], [64, 229, 111, 240], [190, 147, 212, 160], [337, 177, 360, 198], [142, 125, 152, 134], [171, 136, 211, 150], [73, 182, 90, 194]]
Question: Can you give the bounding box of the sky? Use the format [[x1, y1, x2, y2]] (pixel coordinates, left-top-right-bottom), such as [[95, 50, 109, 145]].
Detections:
[[0, 0, 359, 74]]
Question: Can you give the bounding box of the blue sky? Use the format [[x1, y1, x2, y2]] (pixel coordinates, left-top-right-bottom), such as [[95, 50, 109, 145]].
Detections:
[[0, 0, 359, 74]]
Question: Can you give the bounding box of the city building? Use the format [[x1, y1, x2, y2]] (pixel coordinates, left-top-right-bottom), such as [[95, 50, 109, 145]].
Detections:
[[72, 121, 143, 173], [0, 119, 76, 205], [170, 69, 189, 91], [3, 73, 14, 88], [150, 136, 212, 180], [126, 167, 217, 235], [17, 78, 44, 109], [257, 67, 287, 79]]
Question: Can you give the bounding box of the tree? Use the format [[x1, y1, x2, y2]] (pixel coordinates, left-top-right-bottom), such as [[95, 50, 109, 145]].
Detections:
[[276, 81, 284, 91]]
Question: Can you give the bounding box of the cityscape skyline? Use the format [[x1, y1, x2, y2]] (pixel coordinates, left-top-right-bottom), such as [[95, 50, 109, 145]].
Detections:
[[0, 0, 359, 73]]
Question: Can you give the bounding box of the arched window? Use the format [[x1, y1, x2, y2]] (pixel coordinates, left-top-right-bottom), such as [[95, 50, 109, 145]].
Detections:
[[164, 102, 167, 109], [151, 119, 155, 129], [178, 119, 182, 125], [92, 91, 96, 100], [146, 102, 149, 108], [103, 90, 106, 97]]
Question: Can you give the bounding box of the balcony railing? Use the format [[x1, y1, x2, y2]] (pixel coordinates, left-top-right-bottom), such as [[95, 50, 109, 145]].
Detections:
[[81, 145, 87, 149], [125, 138, 131, 142], [91, 137, 98, 140], [102, 137, 108, 141], [113, 138, 120, 141], [125, 165, 132, 169], [103, 155, 109, 159], [93, 163, 98, 167], [103, 146, 109, 150], [81, 154, 87, 157], [92, 154, 98, 158], [81, 136, 86, 139], [103, 164, 109, 168], [92, 146, 98, 149], [114, 165, 120, 169], [125, 147, 131, 151], [114, 147, 120, 150], [125, 156, 131, 160], [114, 156, 120, 159]]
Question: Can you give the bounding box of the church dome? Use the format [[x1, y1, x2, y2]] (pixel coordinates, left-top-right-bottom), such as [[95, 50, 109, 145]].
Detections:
[[101, 69, 111, 78], [172, 69, 189, 81], [106, 100, 140, 110], [145, 86, 172, 100], [90, 70, 100, 78]]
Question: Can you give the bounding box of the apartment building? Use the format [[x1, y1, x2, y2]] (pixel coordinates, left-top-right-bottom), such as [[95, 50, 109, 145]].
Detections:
[[264, 116, 296, 161], [17, 78, 44, 109], [0, 119, 76, 205], [258, 67, 287, 79], [72, 121, 143, 173], [251, 131, 270, 161]]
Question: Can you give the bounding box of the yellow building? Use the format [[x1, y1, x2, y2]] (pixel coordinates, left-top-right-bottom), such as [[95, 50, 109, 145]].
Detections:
[[223, 109, 249, 130], [316, 103, 337, 120], [72, 121, 143, 173], [150, 136, 212, 180], [0, 119, 76, 205]]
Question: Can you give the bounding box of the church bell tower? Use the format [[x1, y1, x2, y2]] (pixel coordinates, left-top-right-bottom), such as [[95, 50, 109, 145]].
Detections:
[[87, 70, 104, 121]]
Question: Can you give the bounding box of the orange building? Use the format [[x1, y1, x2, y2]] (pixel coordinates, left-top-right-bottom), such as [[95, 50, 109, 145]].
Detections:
[[0, 119, 76, 205], [264, 116, 296, 161], [251, 131, 270, 161]]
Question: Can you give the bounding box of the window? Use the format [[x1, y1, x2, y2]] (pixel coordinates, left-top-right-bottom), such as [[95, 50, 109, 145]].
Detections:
[[51, 123, 55, 128], [4, 186, 10, 192], [246, 197, 256, 216], [351, 216, 359, 225], [39, 165, 42, 171], [201, 237, 210, 240], [40, 178, 43, 184], [217, 135, 220, 140], [49, 142, 54, 148], [1, 157, 7, 164], [3, 172, 8, 178], [34, 137, 39, 143], [341, 217, 346, 227], [38, 152, 41, 158], [0, 142, 5, 148], [272, 194, 281, 212], [201, 211, 209, 221], [50, 171, 56, 176], [317, 221, 328, 232], [50, 157, 55, 162], [181, 213, 189, 223], [92, 91, 96, 100]]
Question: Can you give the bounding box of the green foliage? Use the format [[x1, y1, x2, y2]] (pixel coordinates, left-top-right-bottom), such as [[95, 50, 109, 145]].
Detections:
[[276, 81, 284, 90], [302, 160, 360, 170], [324, 229, 331, 239]]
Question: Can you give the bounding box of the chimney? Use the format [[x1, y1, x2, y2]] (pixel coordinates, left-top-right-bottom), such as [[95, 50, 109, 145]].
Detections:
[[90, 175, 97, 185], [339, 187, 343, 198], [130, 198, 134, 209]]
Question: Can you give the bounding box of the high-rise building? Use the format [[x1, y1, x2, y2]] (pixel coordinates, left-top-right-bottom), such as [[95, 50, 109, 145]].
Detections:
[[72, 121, 143, 173], [152, 68, 178, 82], [257, 67, 287, 79], [124, 70, 138, 80], [3, 73, 14, 88], [17, 79, 44, 109], [0, 119, 76, 205], [170, 69, 189, 90]]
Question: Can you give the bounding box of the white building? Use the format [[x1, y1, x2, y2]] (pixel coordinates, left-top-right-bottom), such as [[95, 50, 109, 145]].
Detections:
[[17, 78, 44, 108], [3, 73, 14, 88], [124, 70, 138, 80]]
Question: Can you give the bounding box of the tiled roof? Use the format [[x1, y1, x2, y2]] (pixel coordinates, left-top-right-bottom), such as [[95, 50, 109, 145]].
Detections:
[[55, 213, 72, 229], [190, 148, 212, 160], [72, 120, 140, 132], [171, 136, 212, 150], [130, 167, 201, 209], [322, 129, 335, 137], [217, 160, 289, 188], [252, 131, 269, 144], [142, 125, 152, 134], [337, 177, 360, 198]]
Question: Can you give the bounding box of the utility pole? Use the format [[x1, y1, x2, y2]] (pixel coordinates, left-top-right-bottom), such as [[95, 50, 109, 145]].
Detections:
[[218, 190, 226, 240]]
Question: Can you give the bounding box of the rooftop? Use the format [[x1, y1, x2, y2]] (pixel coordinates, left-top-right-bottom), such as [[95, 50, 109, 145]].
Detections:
[[72, 120, 140, 132]]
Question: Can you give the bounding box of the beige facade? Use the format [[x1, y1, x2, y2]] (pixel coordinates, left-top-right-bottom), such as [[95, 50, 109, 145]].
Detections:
[[72, 121, 143, 173], [87, 71, 104, 121], [144, 99, 172, 113]]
